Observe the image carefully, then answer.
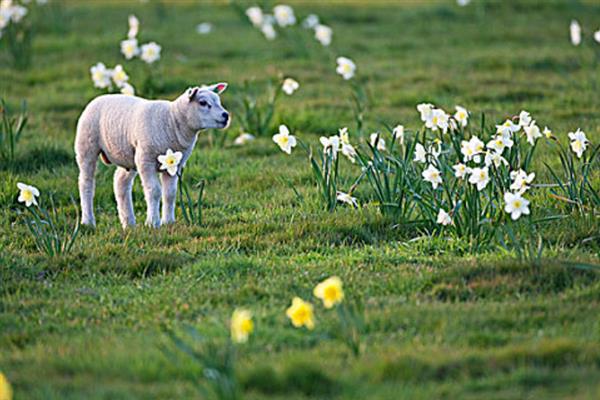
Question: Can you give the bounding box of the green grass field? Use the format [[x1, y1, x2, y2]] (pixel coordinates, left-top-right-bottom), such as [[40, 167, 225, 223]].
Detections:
[[1, 0, 600, 398]]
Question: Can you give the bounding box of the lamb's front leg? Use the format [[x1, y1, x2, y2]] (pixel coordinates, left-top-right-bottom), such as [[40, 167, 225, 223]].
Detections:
[[137, 160, 162, 228], [160, 173, 178, 225]]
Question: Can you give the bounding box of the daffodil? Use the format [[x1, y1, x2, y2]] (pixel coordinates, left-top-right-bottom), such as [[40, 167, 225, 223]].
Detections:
[[282, 78, 299, 95], [157, 149, 183, 176], [234, 133, 255, 146], [422, 164, 442, 189], [524, 121, 542, 145], [111, 64, 129, 88], [504, 192, 530, 220], [454, 106, 469, 128], [436, 208, 452, 226], [17, 182, 39, 207], [302, 14, 319, 29], [336, 191, 358, 208], [314, 276, 344, 308], [339, 128, 357, 163], [496, 119, 520, 137], [594, 29, 600, 44], [314, 24, 332, 46], [273, 4, 295, 27], [120, 83, 135, 96], [196, 22, 213, 35], [414, 143, 427, 163], [453, 163, 469, 179], [286, 297, 314, 329], [120, 38, 139, 60], [426, 108, 449, 133], [510, 169, 535, 194], [417, 103, 434, 123], [90, 62, 112, 89], [261, 22, 276, 40], [369, 133, 386, 151], [140, 42, 161, 64], [127, 14, 139, 39], [336, 57, 356, 80], [320, 135, 340, 158], [468, 167, 490, 191], [0, 372, 12, 400], [392, 125, 404, 144], [246, 6, 264, 27], [543, 126, 553, 139], [518, 110, 532, 128], [230, 308, 254, 343], [570, 20, 581, 46], [461, 136, 484, 163], [484, 151, 508, 168], [272, 124, 296, 154], [486, 135, 513, 154], [568, 129, 589, 158]]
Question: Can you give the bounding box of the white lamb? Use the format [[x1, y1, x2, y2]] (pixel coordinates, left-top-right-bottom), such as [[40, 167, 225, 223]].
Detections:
[[74, 83, 229, 228]]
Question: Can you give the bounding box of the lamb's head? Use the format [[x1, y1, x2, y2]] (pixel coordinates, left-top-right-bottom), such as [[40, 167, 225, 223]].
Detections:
[[181, 83, 230, 131]]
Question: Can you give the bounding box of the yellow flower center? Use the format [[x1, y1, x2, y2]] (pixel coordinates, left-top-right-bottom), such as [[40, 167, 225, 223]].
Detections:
[[240, 318, 253, 334], [280, 136, 289, 146], [22, 190, 33, 202], [514, 200, 522, 208], [324, 286, 339, 302]]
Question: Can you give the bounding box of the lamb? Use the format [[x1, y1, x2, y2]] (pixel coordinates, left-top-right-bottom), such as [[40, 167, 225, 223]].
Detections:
[[74, 83, 229, 228]]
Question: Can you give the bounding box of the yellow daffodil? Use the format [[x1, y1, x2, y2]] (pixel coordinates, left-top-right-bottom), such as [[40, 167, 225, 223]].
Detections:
[[230, 308, 254, 343], [286, 297, 314, 329], [0, 372, 12, 400], [313, 276, 344, 308]]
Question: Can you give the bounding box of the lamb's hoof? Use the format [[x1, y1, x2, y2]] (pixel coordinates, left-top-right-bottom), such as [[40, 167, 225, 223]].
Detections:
[[145, 219, 161, 228]]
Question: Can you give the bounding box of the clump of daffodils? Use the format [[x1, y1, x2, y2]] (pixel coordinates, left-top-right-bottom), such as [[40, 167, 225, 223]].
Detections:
[[119, 15, 161, 65], [89, 62, 133, 95], [230, 308, 254, 343], [245, 4, 296, 41]]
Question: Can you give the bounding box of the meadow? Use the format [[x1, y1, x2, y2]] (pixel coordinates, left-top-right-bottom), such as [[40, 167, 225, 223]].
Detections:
[[1, 0, 600, 399]]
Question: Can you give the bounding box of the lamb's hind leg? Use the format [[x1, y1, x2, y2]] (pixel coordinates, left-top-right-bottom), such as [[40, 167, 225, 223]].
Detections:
[[114, 167, 138, 228], [76, 151, 98, 226]]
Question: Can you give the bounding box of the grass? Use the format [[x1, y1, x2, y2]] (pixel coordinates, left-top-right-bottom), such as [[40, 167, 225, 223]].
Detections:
[[1, 0, 600, 398]]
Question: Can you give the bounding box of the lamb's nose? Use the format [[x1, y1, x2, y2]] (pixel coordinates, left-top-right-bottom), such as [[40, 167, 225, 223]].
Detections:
[[222, 112, 229, 120]]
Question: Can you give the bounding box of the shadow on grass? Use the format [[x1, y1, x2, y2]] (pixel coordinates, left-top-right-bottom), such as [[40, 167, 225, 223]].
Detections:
[[3, 146, 73, 173]]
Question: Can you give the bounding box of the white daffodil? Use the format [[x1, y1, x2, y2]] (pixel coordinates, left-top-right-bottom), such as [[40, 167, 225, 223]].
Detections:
[[261, 22, 276, 40], [273, 4, 295, 27], [426, 108, 449, 133], [336, 57, 356, 80], [196, 22, 213, 35], [436, 208, 452, 226], [484, 151, 508, 168], [518, 110, 532, 128], [543, 126, 553, 139], [120, 38, 139, 60], [90, 62, 112, 89], [234, 133, 256, 146], [461, 136, 484, 162], [457, 0, 471, 6], [338, 128, 356, 163], [570, 20, 581, 46], [454, 106, 469, 128], [594, 29, 600, 44], [453, 163, 469, 179], [272, 124, 296, 154], [392, 125, 404, 144], [120, 82, 135, 96], [524, 121, 542, 145], [417, 103, 434, 123], [157, 149, 183, 176], [140, 42, 161, 64], [303, 14, 319, 29], [282, 78, 299, 95], [320, 135, 340, 159], [486, 134, 513, 154], [568, 129, 589, 158], [246, 6, 263, 26], [414, 143, 426, 164], [422, 164, 442, 189], [369, 133, 386, 151], [128, 14, 139, 39], [17, 182, 40, 207], [496, 119, 520, 137], [336, 191, 358, 208], [314, 24, 332, 46], [510, 169, 535, 194], [111, 64, 129, 88], [504, 192, 530, 220], [468, 167, 490, 191]]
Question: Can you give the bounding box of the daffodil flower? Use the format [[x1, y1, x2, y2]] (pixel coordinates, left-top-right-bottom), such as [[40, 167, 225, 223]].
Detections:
[[17, 182, 40, 207], [196, 22, 213, 35], [313, 276, 344, 308], [128, 14, 139, 39], [336, 191, 358, 208], [496, 119, 520, 137], [282, 78, 299, 95], [272, 124, 296, 154], [422, 164, 442, 189], [369, 133, 386, 151], [510, 169, 535, 194], [524, 121, 542, 145], [120, 38, 139, 60], [234, 133, 255, 146], [314, 24, 332, 46], [468, 167, 490, 191], [414, 143, 427, 163], [568, 129, 589, 158], [336, 57, 356, 80], [90, 62, 112, 89], [273, 4, 295, 27], [504, 192, 530, 220], [417, 103, 434, 122], [261, 22, 277, 40], [230, 308, 254, 343], [543, 127, 553, 139], [111, 64, 129, 88], [436, 209, 452, 226], [286, 297, 314, 330], [140, 42, 161, 64], [157, 149, 183, 176], [454, 106, 469, 128], [303, 14, 319, 29], [453, 163, 469, 179], [518, 110, 532, 128], [484, 151, 508, 168], [570, 20, 581, 46], [120, 83, 135, 96], [0, 372, 12, 400], [392, 125, 404, 144], [426, 108, 449, 133], [246, 6, 264, 27], [320, 135, 340, 158]]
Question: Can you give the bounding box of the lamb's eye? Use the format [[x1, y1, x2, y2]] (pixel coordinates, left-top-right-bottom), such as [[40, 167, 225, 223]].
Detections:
[[198, 100, 208, 107]]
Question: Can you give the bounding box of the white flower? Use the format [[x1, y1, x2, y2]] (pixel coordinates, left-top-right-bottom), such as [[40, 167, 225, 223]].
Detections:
[[5, 3, 26, 23], [120, 38, 139, 60], [461, 136, 484, 162], [111, 64, 129, 88], [543, 126, 553, 139], [339, 128, 356, 163], [314, 24, 332, 46], [414, 143, 427, 163], [518, 110, 532, 127], [392, 125, 404, 144], [336, 191, 358, 208], [369, 133, 386, 151], [261, 22, 277, 40], [594, 29, 600, 44], [17, 182, 39, 207], [454, 106, 469, 128], [246, 6, 263, 27], [570, 20, 581, 46], [426, 108, 449, 133], [486, 135, 513, 154], [282, 78, 299, 95], [336, 57, 356, 80], [273, 4, 295, 27], [272, 124, 296, 154], [140, 42, 161, 64], [234, 133, 256, 146], [453, 163, 469, 179], [568, 128, 589, 158], [468, 167, 490, 191], [90, 62, 112, 89], [496, 119, 520, 137], [484, 151, 508, 168], [128, 14, 139, 39], [422, 164, 442, 189], [504, 192, 530, 220], [510, 169, 535, 194], [120, 83, 135, 96], [196, 22, 213, 35], [157, 149, 183, 176], [523, 121, 542, 145], [417, 103, 434, 123], [303, 14, 319, 29], [320, 135, 340, 158], [436, 209, 452, 226], [457, 0, 471, 6]]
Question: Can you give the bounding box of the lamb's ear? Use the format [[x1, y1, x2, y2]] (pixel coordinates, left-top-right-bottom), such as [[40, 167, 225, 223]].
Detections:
[[187, 87, 199, 102], [210, 82, 228, 94]]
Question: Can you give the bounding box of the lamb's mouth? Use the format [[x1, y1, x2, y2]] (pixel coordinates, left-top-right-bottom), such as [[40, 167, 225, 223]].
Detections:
[[219, 119, 231, 128]]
